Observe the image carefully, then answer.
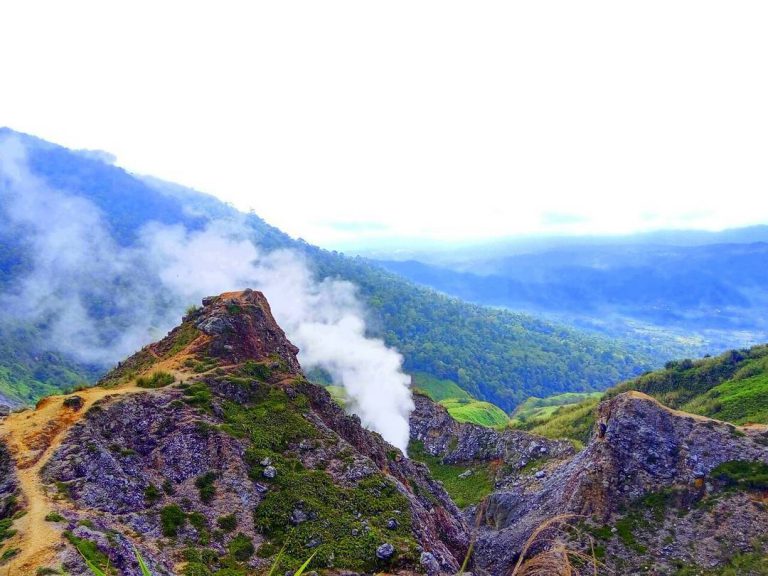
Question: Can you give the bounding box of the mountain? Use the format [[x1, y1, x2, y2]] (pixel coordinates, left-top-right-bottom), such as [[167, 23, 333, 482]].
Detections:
[[0, 128, 654, 412], [0, 290, 468, 574], [374, 237, 768, 357], [409, 390, 768, 574], [2, 289, 766, 575], [510, 343, 768, 447]]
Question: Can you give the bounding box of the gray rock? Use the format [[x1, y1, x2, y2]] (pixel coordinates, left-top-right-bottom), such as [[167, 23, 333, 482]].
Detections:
[[290, 508, 308, 525], [420, 551, 440, 575], [263, 466, 277, 479], [260, 457, 273, 466], [534, 470, 546, 479], [386, 518, 399, 530], [376, 543, 395, 560], [458, 469, 473, 479]]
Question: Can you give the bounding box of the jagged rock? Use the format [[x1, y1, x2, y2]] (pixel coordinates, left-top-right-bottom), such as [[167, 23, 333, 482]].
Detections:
[[473, 392, 768, 575], [458, 469, 473, 479], [376, 543, 395, 560], [16, 291, 469, 575]]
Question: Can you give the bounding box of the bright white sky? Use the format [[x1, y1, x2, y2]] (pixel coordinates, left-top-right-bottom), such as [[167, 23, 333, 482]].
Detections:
[[1, 1, 767, 249]]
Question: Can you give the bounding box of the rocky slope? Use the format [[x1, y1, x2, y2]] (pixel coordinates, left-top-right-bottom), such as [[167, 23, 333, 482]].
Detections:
[[0, 290, 468, 575], [412, 391, 768, 574], [2, 287, 767, 575]]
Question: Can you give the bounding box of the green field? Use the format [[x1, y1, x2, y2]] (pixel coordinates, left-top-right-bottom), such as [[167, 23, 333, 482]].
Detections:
[[412, 373, 509, 428], [411, 373, 471, 401], [439, 398, 510, 428]]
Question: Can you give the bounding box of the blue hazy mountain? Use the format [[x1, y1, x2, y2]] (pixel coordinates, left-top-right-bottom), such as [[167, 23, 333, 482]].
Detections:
[[374, 235, 768, 355]]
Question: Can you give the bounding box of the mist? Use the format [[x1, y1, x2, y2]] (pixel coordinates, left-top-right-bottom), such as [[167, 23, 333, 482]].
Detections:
[[0, 135, 414, 451]]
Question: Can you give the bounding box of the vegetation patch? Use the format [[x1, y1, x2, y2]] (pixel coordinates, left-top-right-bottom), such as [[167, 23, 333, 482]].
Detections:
[[213, 381, 416, 572], [195, 472, 217, 504], [711, 460, 768, 492], [408, 440, 494, 508], [160, 504, 187, 537], [412, 373, 472, 402], [239, 360, 273, 381], [220, 387, 317, 451], [439, 397, 509, 428], [163, 322, 201, 358], [217, 514, 237, 532], [136, 370, 175, 389], [64, 531, 112, 574], [514, 397, 601, 448]]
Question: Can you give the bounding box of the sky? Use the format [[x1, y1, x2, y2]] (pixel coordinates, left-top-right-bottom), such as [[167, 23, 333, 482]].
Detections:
[[1, 1, 767, 249]]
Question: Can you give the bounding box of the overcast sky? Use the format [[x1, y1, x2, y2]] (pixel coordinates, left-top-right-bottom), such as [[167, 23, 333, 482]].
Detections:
[[1, 1, 767, 249]]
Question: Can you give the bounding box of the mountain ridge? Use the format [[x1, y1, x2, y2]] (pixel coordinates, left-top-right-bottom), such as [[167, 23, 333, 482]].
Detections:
[[0, 127, 654, 412]]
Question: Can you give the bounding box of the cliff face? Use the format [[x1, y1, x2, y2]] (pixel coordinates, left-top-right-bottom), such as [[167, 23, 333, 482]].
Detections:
[[0, 290, 468, 575], [473, 392, 768, 574]]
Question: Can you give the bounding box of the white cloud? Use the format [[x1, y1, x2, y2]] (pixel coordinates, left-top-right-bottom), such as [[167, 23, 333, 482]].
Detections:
[[1, 1, 767, 247]]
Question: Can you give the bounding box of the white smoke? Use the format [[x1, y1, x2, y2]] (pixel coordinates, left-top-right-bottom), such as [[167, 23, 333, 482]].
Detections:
[[0, 135, 414, 451]]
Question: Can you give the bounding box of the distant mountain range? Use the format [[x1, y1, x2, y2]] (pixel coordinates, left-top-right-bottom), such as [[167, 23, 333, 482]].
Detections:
[[0, 128, 655, 411], [374, 234, 768, 356]]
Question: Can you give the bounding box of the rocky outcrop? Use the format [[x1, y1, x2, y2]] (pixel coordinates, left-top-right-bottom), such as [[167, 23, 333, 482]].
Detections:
[[410, 393, 575, 485], [32, 290, 467, 575], [473, 392, 768, 574]]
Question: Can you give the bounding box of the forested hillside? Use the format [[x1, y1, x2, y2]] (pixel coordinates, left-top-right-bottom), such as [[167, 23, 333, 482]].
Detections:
[[0, 128, 654, 410]]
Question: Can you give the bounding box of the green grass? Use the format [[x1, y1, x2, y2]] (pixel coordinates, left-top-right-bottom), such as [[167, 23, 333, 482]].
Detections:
[[509, 392, 603, 427], [710, 460, 768, 491], [610, 345, 768, 426], [411, 373, 471, 402], [518, 397, 601, 447], [682, 368, 768, 424], [439, 398, 509, 428], [65, 531, 113, 574], [408, 440, 494, 508], [325, 385, 348, 407], [215, 379, 418, 572], [136, 371, 175, 389], [160, 504, 186, 537], [411, 373, 509, 428]]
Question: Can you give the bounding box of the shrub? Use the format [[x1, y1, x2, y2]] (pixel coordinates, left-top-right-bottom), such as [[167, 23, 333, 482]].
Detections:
[[217, 513, 237, 532], [228, 533, 255, 561], [711, 460, 768, 491], [160, 505, 186, 537], [195, 472, 217, 504], [145, 484, 161, 505], [136, 371, 175, 389]]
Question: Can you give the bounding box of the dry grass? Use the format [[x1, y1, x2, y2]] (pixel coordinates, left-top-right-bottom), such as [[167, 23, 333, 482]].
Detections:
[[510, 514, 607, 576]]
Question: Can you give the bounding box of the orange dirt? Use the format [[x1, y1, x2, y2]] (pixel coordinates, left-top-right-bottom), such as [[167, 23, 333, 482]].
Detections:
[[0, 351, 198, 573]]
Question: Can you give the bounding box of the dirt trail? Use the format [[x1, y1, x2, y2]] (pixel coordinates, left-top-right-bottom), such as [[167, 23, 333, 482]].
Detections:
[[0, 383, 151, 573]]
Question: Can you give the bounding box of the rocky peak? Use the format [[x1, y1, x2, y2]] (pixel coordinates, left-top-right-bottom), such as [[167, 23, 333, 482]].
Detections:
[[1, 290, 469, 575], [475, 391, 768, 574], [190, 289, 302, 374]]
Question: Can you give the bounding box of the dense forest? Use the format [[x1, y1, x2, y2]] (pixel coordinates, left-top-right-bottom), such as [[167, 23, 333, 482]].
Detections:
[[0, 128, 654, 411]]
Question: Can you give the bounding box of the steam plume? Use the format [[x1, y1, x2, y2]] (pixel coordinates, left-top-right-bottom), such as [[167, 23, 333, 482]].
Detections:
[[0, 135, 413, 451]]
